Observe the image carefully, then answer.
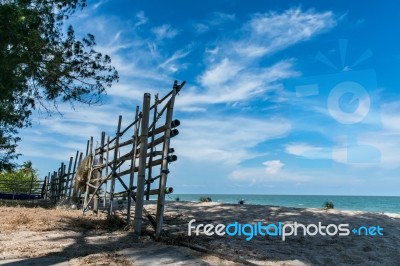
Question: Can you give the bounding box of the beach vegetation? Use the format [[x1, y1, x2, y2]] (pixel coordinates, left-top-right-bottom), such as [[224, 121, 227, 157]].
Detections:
[[323, 201, 334, 209], [0, 161, 41, 193], [238, 199, 245, 204], [199, 196, 212, 202]]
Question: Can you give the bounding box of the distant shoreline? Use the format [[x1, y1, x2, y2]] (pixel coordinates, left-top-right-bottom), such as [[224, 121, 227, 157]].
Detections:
[[158, 194, 400, 214]]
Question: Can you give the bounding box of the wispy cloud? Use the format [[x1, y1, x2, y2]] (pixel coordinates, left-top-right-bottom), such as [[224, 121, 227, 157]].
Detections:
[[135, 11, 148, 27], [177, 60, 299, 109], [192, 12, 236, 34], [175, 8, 337, 110], [234, 8, 336, 58], [152, 24, 180, 40], [174, 116, 291, 165], [285, 143, 331, 159], [158, 49, 191, 73]]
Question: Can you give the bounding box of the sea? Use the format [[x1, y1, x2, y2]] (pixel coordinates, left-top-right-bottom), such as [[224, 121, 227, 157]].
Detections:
[[163, 194, 400, 214]]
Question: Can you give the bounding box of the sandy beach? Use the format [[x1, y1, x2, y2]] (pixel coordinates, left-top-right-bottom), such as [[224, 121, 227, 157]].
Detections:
[[0, 200, 399, 265]]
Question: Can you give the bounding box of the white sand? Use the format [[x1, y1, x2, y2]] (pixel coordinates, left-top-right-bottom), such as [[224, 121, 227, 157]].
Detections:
[[1, 201, 399, 265], [145, 201, 400, 265]]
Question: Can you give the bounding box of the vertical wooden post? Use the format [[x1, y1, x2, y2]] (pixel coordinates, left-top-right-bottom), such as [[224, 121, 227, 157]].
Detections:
[[78, 152, 83, 165], [68, 151, 79, 199], [146, 94, 158, 200], [64, 156, 73, 198], [45, 172, 50, 199], [48, 173, 52, 201], [134, 93, 151, 235], [127, 106, 140, 225], [85, 140, 90, 156], [72, 152, 84, 204], [52, 171, 57, 204], [62, 164, 66, 198], [94, 132, 105, 214], [57, 163, 64, 202], [84, 137, 94, 209], [50, 172, 54, 202], [155, 83, 178, 238], [104, 136, 110, 208], [109, 116, 122, 217], [45, 171, 51, 199]]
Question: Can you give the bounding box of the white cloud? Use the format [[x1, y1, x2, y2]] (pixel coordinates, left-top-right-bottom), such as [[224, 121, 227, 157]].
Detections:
[[199, 58, 243, 87], [176, 8, 336, 111], [285, 143, 326, 157], [194, 23, 209, 34], [177, 59, 299, 108], [229, 167, 312, 183], [209, 12, 236, 25], [152, 24, 180, 40], [174, 116, 291, 165], [234, 8, 337, 58], [193, 12, 235, 33], [205, 46, 220, 56], [135, 11, 148, 27], [158, 49, 190, 73], [92, 0, 108, 10], [280, 99, 400, 169], [263, 160, 284, 174], [381, 101, 400, 133]]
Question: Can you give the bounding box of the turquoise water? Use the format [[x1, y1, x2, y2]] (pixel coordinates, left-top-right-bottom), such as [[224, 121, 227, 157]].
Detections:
[[164, 194, 400, 214]]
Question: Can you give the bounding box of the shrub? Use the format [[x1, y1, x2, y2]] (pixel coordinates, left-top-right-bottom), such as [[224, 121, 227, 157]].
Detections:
[[199, 196, 212, 202], [238, 199, 245, 205], [323, 201, 334, 209], [175, 196, 180, 201], [0, 161, 41, 194]]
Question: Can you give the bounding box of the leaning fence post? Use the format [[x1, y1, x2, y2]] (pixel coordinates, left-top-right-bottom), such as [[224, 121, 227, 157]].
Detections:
[[155, 83, 178, 238], [52, 171, 58, 204], [146, 94, 159, 200], [56, 164, 63, 202], [104, 136, 110, 208], [93, 132, 105, 214], [64, 156, 73, 199], [68, 151, 79, 199], [83, 137, 94, 209], [134, 93, 151, 235], [127, 106, 140, 225], [109, 116, 122, 217]]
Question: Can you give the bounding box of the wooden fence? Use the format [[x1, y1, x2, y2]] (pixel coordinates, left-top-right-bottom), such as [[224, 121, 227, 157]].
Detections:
[[44, 80, 185, 237]]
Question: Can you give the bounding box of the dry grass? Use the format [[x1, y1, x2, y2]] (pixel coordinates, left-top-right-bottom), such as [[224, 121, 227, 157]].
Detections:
[[0, 203, 126, 233]]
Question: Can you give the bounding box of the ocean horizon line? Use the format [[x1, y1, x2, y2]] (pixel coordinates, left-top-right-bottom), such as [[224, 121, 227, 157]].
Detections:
[[173, 193, 400, 197], [162, 194, 400, 214]]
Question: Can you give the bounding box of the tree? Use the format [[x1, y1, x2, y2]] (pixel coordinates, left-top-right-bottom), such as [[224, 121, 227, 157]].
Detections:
[[0, 0, 119, 170], [0, 160, 41, 193]]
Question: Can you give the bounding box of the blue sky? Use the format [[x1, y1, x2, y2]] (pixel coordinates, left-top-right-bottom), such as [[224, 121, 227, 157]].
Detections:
[[17, 0, 400, 196]]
